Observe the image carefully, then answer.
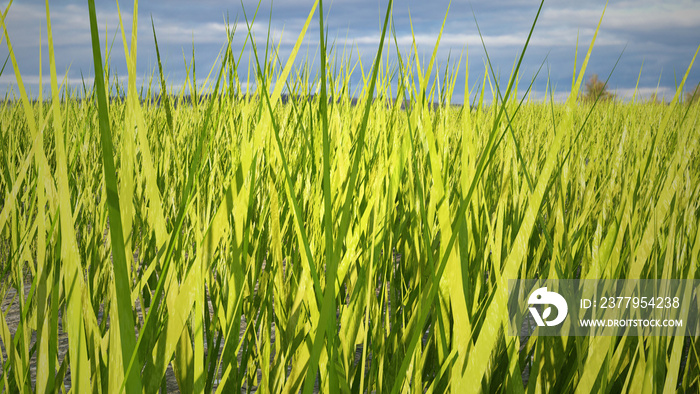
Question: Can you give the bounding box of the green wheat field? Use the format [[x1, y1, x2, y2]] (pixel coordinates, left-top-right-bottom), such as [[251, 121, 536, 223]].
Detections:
[[1, 0, 699, 392]]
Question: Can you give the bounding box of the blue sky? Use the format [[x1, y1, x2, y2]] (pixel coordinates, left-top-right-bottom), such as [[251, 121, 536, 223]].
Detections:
[[1, 0, 699, 103]]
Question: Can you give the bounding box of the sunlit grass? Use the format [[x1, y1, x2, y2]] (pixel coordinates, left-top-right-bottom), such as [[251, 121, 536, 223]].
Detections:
[[0, 0, 699, 392]]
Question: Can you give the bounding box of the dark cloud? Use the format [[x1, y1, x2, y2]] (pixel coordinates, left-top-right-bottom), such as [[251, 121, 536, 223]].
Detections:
[[1, 0, 698, 102]]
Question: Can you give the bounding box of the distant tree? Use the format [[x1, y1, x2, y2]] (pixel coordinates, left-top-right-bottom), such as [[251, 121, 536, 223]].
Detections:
[[686, 83, 700, 104], [581, 74, 614, 103]]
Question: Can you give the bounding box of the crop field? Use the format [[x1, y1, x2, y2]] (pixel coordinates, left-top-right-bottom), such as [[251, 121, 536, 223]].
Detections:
[[0, 0, 699, 393]]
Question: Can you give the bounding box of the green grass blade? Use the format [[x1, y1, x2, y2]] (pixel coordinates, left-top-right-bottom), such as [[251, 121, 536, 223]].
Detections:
[[86, 1, 143, 392]]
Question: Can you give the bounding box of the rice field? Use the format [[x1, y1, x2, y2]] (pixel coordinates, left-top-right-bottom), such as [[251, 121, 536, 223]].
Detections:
[[1, 0, 699, 392]]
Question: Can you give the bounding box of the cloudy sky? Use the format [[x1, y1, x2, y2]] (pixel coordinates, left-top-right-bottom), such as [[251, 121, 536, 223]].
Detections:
[[1, 0, 699, 103]]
